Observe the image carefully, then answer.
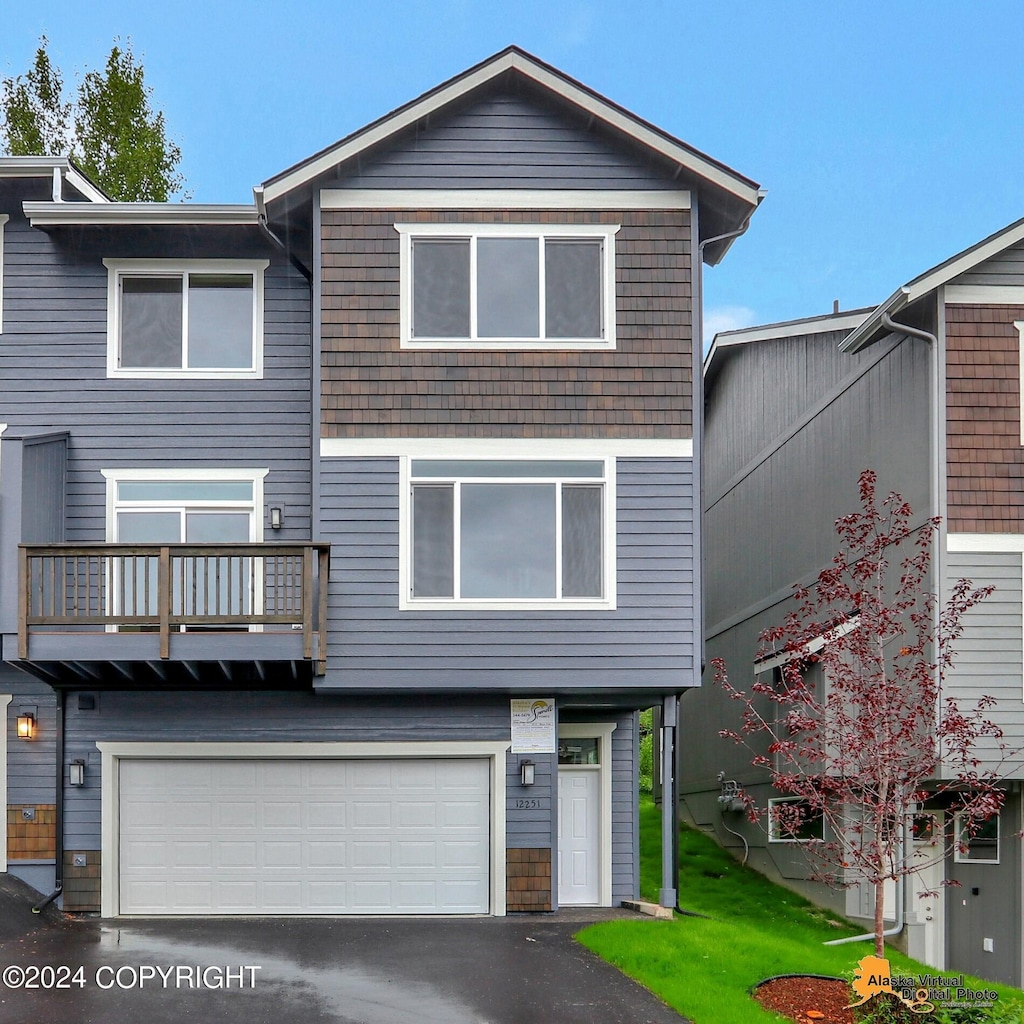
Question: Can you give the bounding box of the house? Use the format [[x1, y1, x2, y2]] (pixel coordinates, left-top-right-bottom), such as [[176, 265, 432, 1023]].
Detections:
[[682, 217, 1024, 986], [0, 48, 761, 917]]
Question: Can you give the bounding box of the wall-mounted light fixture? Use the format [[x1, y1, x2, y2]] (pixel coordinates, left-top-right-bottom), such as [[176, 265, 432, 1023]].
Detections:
[[16, 711, 36, 740], [269, 506, 283, 530], [520, 759, 535, 787], [69, 760, 86, 787]]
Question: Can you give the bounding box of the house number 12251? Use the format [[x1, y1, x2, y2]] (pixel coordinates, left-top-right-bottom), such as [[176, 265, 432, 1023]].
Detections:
[[515, 799, 542, 809]]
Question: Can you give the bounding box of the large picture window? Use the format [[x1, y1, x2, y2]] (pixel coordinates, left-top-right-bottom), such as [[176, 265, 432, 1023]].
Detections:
[[405, 459, 612, 608], [397, 224, 617, 349], [768, 797, 825, 843], [105, 259, 267, 378]]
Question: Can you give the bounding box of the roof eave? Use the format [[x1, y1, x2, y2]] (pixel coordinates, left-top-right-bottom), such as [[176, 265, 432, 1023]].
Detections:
[[24, 202, 259, 226]]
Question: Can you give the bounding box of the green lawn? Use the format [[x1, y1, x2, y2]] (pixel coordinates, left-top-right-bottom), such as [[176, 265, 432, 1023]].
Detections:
[[576, 797, 1024, 1023]]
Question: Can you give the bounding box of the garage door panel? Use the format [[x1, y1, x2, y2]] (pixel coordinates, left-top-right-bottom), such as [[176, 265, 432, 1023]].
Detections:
[[118, 758, 490, 915]]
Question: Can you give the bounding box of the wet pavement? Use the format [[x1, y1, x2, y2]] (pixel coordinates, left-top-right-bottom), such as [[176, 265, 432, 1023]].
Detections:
[[0, 876, 688, 1023]]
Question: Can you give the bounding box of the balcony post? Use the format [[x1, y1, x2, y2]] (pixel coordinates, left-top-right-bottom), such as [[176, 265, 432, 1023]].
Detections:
[[316, 545, 329, 676], [158, 546, 170, 659], [18, 546, 28, 659], [302, 547, 314, 661]]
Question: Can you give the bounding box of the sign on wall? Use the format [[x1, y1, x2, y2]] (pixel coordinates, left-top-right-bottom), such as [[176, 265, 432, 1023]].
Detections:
[[510, 698, 556, 753]]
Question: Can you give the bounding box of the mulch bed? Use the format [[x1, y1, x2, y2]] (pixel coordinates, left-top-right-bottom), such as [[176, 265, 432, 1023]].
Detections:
[[752, 975, 857, 1024]]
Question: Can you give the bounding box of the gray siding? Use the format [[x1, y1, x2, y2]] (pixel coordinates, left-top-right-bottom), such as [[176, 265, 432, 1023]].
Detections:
[[704, 335, 931, 635], [320, 456, 695, 691], [505, 750, 555, 848], [21, 435, 66, 543], [955, 240, 1024, 288], [945, 551, 1024, 771], [3, 667, 56, 807], [0, 181, 313, 553], [611, 710, 639, 903], [335, 89, 678, 192]]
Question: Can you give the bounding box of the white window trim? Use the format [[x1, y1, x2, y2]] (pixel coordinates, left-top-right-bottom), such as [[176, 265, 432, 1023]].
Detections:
[[395, 222, 618, 350], [96, 739, 510, 918], [102, 468, 268, 543], [399, 455, 616, 611], [104, 258, 268, 379], [767, 796, 825, 844], [953, 809, 1000, 864], [0, 214, 8, 333], [321, 437, 692, 459], [1016, 321, 1024, 446], [0, 694, 10, 872], [559, 722, 616, 907]]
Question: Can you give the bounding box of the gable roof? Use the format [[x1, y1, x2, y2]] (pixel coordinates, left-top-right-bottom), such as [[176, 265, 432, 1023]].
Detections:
[[704, 308, 872, 382], [840, 215, 1024, 353], [261, 47, 762, 258]]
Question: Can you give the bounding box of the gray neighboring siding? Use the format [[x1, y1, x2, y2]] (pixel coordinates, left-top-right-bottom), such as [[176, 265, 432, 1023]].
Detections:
[[3, 667, 56, 806], [320, 456, 695, 691], [0, 185, 312, 548], [62, 691, 523, 852], [611, 710, 638, 902], [704, 335, 931, 635], [955, 241, 1024, 288], [945, 551, 1024, 771], [335, 90, 678, 192]]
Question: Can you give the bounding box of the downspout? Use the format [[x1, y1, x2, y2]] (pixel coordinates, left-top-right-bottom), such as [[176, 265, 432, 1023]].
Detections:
[[32, 690, 64, 913], [825, 310, 941, 948], [253, 186, 313, 283]]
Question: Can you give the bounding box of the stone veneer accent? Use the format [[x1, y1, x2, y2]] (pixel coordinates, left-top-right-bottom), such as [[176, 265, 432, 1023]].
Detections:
[[505, 847, 552, 911], [946, 303, 1024, 531], [321, 209, 693, 439]]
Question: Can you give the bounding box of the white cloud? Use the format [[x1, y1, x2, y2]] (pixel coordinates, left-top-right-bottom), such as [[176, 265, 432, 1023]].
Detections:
[[703, 305, 758, 348]]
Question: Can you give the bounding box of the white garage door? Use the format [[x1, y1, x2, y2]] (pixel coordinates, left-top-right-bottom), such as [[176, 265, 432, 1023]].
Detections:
[[118, 758, 490, 915]]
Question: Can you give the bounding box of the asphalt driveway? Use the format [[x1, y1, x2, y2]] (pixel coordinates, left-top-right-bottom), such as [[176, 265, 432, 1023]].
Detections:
[[0, 875, 688, 1024]]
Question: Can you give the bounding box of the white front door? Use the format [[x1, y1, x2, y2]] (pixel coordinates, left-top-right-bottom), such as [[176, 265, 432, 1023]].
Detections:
[[558, 768, 600, 904], [911, 812, 945, 969]]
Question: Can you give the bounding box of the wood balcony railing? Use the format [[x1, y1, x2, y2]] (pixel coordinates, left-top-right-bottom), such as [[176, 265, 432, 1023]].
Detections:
[[18, 542, 330, 671]]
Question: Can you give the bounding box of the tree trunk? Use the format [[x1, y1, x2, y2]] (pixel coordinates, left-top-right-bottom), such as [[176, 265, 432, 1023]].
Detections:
[[874, 878, 886, 957]]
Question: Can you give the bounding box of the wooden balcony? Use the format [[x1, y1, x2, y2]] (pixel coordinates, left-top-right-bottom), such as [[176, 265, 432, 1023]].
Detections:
[[16, 543, 330, 687]]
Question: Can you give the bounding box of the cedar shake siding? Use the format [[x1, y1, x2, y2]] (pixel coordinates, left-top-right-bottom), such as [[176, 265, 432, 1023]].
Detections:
[[946, 303, 1024, 531], [321, 209, 692, 438]]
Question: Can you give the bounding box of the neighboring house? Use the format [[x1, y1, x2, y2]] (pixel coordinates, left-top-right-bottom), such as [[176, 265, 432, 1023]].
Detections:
[[682, 217, 1024, 986], [0, 48, 761, 918]]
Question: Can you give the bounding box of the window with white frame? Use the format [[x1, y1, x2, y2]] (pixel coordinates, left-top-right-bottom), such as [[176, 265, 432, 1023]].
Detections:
[[954, 810, 1000, 864], [105, 470, 266, 622], [404, 459, 612, 607], [396, 223, 617, 348], [105, 259, 267, 377], [768, 796, 825, 843]]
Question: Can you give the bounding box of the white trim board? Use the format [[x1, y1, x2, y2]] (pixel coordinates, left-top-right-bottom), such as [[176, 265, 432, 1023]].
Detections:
[[97, 740, 511, 919], [559, 722, 616, 907], [321, 437, 693, 459], [753, 616, 862, 675], [947, 534, 1024, 552], [946, 286, 1024, 305], [26, 203, 258, 226], [0, 214, 8, 334], [322, 189, 690, 210]]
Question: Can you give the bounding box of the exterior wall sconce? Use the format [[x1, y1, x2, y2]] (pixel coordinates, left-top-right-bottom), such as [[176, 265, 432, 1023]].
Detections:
[[269, 506, 283, 530], [16, 711, 36, 740], [69, 760, 86, 787], [520, 759, 535, 787]]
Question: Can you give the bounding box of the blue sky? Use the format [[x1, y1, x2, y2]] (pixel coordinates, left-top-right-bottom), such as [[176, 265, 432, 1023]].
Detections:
[[4, 1, 1022, 341]]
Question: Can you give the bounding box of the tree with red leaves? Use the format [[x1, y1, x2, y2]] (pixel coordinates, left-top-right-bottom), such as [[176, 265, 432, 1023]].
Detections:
[[714, 469, 1012, 956]]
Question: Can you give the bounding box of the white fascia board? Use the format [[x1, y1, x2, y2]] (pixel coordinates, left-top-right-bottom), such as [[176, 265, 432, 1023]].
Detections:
[[263, 50, 759, 209], [753, 616, 861, 674], [63, 167, 110, 204], [838, 289, 910, 353], [705, 310, 871, 375], [24, 202, 258, 226], [947, 534, 1024, 552], [0, 156, 72, 178], [320, 437, 693, 459], [321, 189, 691, 210]]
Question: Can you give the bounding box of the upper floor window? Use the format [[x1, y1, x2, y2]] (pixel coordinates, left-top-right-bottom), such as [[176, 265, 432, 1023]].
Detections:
[[402, 457, 614, 610], [767, 797, 825, 844], [396, 223, 618, 350], [105, 259, 268, 378]]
